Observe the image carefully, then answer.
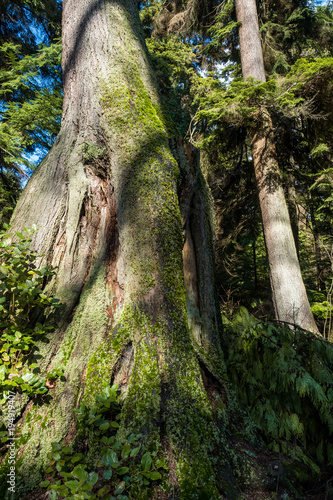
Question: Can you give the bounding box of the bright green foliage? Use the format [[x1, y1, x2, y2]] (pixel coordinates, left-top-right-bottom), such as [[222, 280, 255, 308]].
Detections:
[[259, 1, 333, 74], [41, 385, 167, 499], [139, 0, 162, 38], [146, 36, 196, 136], [224, 306, 333, 472], [311, 300, 333, 320], [0, 225, 60, 400], [0, 40, 62, 172], [204, 0, 240, 70], [0, 169, 20, 228], [196, 57, 333, 133], [0, 0, 62, 230]]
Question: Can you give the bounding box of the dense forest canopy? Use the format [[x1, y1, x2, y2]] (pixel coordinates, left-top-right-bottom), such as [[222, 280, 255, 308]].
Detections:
[[0, 0, 333, 499]]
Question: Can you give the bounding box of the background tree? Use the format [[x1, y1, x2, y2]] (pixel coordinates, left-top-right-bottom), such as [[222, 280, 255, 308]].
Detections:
[[181, 0, 332, 334], [0, 0, 62, 227]]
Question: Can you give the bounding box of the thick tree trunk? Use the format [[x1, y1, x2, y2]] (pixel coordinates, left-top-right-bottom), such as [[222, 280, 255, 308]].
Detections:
[[0, 1, 264, 498], [235, 0, 319, 333]]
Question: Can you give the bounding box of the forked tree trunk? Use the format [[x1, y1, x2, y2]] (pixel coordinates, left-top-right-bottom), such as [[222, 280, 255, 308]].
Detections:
[[0, 1, 260, 498], [235, 0, 319, 333]]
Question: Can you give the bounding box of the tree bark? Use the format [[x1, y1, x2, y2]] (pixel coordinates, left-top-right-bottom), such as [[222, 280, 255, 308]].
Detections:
[[235, 0, 319, 333], [0, 1, 260, 498], [235, 0, 266, 82]]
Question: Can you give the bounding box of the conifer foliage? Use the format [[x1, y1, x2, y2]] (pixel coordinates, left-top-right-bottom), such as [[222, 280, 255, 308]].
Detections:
[[224, 307, 333, 474], [0, 0, 62, 228]]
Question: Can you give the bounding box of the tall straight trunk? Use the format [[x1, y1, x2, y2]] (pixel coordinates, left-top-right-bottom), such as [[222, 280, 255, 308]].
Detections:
[[0, 1, 263, 498], [235, 0, 319, 333]]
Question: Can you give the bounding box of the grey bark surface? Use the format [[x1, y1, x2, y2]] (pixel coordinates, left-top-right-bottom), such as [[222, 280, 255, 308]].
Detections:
[[235, 0, 319, 333], [235, 0, 266, 82]]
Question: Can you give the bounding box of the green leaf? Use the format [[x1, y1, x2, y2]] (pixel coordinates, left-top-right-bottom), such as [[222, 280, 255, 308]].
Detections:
[[57, 485, 70, 497], [71, 453, 83, 463], [51, 442, 62, 451], [72, 466, 89, 482], [48, 489, 57, 500], [104, 449, 118, 466], [98, 485, 111, 497], [40, 480, 50, 488], [150, 471, 162, 480], [130, 446, 140, 458], [110, 421, 120, 429], [116, 467, 129, 475], [103, 468, 113, 480], [114, 481, 126, 495], [0, 365, 7, 381], [64, 480, 80, 493], [88, 472, 99, 486], [141, 452, 152, 471], [121, 444, 131, 459], [99, 422, 110, 431]]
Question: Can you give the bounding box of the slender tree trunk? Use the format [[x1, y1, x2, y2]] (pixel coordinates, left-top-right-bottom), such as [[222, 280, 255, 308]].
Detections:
[[235, 0, 266, 82], [0, 1, 262, 498], [235, 0, 319, 333]]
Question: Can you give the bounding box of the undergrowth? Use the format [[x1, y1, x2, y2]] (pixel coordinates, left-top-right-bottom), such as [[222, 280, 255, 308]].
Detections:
[[223, 306, 333, 474], [41, 385, 167, 499], [0, 225, 62, 444]]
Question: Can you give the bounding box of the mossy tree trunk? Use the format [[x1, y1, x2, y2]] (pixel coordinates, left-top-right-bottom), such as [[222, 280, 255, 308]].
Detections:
[[0, 1, 261, 498], [235, 0, 319, 333]]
